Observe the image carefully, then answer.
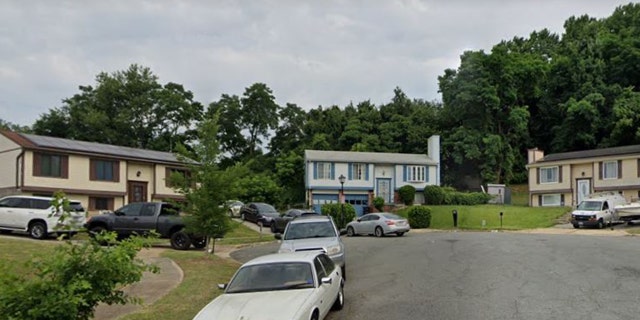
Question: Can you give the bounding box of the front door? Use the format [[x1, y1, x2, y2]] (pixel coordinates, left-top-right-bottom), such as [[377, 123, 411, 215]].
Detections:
[[577, 179, 591, 205], [376, 178, 392, 204], [128, 181, 148, 203]]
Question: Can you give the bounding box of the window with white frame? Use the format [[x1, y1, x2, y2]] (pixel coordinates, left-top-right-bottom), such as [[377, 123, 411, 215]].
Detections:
[[603, 161, 618, 179], [540, 167, 558, 183], [541, 194, 561, 206], [351, 163, 366, 180], [316, 162, 332, 180], [408, 165, 425, 182]]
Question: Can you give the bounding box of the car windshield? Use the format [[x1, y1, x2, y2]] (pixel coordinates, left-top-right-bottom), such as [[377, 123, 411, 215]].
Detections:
[[382, 213, 402, 220], [255, 203, 277, 213], [226, 262, 314, 293], [284, 221, 336, 240], [577, 201, 602, 211]]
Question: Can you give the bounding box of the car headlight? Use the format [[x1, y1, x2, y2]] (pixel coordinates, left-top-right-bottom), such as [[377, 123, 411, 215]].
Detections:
[[326, 244, 342, 255]]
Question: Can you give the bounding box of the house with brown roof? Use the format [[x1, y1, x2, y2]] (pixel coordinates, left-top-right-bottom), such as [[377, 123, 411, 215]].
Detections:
[[526, 145, 640, 207], [0, 131, 188, 214]]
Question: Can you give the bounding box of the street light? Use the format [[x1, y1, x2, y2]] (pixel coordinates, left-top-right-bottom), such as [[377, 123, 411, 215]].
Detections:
[[339, 174, 346, 228]]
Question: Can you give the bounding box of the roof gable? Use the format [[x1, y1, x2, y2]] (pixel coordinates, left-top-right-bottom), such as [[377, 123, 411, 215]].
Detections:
[[304, 150, 435, 165]]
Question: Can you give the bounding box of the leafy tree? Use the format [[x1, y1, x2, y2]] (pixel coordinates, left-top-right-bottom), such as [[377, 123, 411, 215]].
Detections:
[[170, 114, 233, 254], [274, 151, 306, 205], [0, 118, 31, 133], [235, 172, 283, 206], [207, 94, 246, 166], [239, 83, 280, 157]]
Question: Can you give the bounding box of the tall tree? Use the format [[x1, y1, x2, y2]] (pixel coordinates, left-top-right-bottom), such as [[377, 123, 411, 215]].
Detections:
[[239, 83, 280, 157]]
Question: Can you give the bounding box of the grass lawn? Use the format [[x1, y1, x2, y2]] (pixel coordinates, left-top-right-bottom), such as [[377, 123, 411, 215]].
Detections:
[[396, 204, 571, 230]]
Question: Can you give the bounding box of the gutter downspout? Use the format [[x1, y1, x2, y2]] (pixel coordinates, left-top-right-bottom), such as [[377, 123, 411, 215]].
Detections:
[[16, 151, 24, 190]]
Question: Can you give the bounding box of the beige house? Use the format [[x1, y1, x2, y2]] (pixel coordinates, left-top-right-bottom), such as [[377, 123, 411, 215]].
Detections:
[[526, 145, 640, 207], [0, 131, 189, 215]]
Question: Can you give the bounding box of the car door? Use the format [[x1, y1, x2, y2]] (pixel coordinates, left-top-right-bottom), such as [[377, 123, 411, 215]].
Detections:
[[358, 214, 375, 234], [113, 203, 144, 234], [316, 254, 340, 318], [134, 203, 158, 234], [247, 204, 258, 222], [313, 256, 332, 318], [0, 197, 26, 228]]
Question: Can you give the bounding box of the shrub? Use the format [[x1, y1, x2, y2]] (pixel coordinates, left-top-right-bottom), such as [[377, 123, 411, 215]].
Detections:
[[398, 185, 416, 205], [321, 203, 356, 230], [373, 196, 385, 212], [407, 206, 431, 228], [424, 185, 445, 205]]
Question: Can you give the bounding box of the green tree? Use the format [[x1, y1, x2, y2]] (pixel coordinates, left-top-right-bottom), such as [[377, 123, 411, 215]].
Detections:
[[170, 114, 233, 254], [240, 83, 280, 157]]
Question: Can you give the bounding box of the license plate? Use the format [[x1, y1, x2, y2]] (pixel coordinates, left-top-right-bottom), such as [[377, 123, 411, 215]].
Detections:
[[579, 222, 584, 226]]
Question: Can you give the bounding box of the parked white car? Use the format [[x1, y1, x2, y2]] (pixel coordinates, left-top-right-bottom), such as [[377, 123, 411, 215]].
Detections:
[[0, 195, 86, 239], [193, 251, 344, 320]]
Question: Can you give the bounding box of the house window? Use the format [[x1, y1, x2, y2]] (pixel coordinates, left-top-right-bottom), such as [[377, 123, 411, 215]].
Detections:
[[541, 194, 561, 206], [408, 166, 425, 182], [89, 197, 114, 211], [540, 167, 558, 183], [316, 162, 332, 180], [351, 163, 366, 180], [90, 159, 119, 182], [602, 161, 618, 179], [165, 167, 190, 187], [33, 153, 67, 178]]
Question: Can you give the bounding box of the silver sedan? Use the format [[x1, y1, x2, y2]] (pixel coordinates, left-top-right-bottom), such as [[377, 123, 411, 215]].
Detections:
[[345, 212, 410, 237]]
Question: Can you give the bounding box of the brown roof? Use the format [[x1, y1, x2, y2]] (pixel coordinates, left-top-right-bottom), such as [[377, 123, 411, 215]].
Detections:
[[0, 130, 187, 165], [538, 144, 640, 163]]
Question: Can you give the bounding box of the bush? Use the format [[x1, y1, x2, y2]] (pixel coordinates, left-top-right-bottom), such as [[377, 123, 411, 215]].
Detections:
[[398, 185, 416, 205], [373, 197, 385, 212], [407, 206, 431, 228], [424, 185, 445, 205], [321, 203, 356, 230]]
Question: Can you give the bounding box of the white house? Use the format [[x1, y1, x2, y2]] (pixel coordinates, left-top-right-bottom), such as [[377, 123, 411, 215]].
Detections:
[[304, 135, 440, 216]]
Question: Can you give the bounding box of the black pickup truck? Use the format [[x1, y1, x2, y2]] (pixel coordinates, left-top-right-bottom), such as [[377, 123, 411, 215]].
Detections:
[[84, 202, 205, 250]]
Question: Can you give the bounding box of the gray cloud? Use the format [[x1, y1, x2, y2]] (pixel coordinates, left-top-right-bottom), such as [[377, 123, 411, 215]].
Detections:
[[0, 0, 629, 125]]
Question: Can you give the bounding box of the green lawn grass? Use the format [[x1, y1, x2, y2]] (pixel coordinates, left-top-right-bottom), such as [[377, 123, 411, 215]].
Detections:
[[396, 204, 571, 230]]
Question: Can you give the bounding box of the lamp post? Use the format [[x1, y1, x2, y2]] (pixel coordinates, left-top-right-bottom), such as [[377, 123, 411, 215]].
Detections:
[[339, 174, 346, 228]]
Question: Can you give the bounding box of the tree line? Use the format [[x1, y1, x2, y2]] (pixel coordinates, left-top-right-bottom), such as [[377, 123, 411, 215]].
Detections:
[[2, 3, 639, 205]]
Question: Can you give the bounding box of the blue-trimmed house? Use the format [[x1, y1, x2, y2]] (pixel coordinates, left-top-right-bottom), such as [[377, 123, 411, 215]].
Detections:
[[304, 135, 440, 216]]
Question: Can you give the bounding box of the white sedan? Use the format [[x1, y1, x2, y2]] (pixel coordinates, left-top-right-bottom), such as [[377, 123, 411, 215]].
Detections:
[[345, 212, 410, 237], [193, 251, 344, 320]]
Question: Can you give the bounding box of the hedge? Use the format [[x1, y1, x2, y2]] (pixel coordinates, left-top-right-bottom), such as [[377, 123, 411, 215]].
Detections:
[[398, 185, 416, 205], [321, 203, 356, 230], [407, 206, 431, 228]]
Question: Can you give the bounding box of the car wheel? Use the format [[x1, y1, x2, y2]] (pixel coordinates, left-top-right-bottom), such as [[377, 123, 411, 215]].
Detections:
[[597, 219, 604, 229], [396, 232, 405, 237], [347, 226, 355, 237], [192, 237, 207, 249], [270, 224, 276, 233], [170, 231, 192, 250], [310, 310, 319, 320], [28, 222, 47, 240], [374, 226, 384, 237], [331, 282, 345, 310], [572, 224, 579, 229]]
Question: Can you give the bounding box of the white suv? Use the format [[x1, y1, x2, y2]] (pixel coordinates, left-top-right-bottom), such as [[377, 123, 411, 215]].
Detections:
[[0, 195, 86, 239]]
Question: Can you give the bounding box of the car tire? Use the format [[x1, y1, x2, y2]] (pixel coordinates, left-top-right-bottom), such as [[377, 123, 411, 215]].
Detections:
[[396, 232, 405, 237], [374, 226, 384, 237], [331, 282, 345, 311], [597, 219, 604, 229], [28, 221, 47, 240], [170, 231, 192, 250], [310, 310, 319, 320], [572, 224, 579, 229], [192, 237, 207, 249], [346, 226, 355, 237]]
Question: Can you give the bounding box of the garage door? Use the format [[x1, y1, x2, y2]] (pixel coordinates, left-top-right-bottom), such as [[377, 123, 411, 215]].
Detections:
[[345, 194, 369, 217], [312, 194, 339, 213]]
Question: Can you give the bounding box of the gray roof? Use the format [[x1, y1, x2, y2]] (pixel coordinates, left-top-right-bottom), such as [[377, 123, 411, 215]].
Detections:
[[539, 144, 640, 163], [305, 150, 436, 165], [20, 133, 184, 165]]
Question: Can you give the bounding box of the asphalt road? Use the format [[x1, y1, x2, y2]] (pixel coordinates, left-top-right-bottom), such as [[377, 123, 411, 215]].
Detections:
[[232, 231, 640, 320]]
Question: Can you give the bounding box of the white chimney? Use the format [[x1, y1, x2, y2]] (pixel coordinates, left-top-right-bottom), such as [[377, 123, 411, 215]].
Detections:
[[428, 135, 441, 186]]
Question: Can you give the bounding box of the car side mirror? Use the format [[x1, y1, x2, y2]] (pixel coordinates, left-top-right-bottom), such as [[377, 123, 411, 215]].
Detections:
[[217, 283, 227, 290], [274, 233, 282, 240], [321, 277, 332, 285]]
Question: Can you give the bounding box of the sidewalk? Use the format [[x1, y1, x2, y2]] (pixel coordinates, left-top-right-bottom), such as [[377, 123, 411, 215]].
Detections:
[[92, 247, 183, 320]]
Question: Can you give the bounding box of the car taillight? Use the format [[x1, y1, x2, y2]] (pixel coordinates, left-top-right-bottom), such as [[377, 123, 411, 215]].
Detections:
[[386, 220, 395, 225]]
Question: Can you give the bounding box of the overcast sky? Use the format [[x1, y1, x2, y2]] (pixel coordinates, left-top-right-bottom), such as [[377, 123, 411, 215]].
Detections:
[[0, 0, 631, 126]]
